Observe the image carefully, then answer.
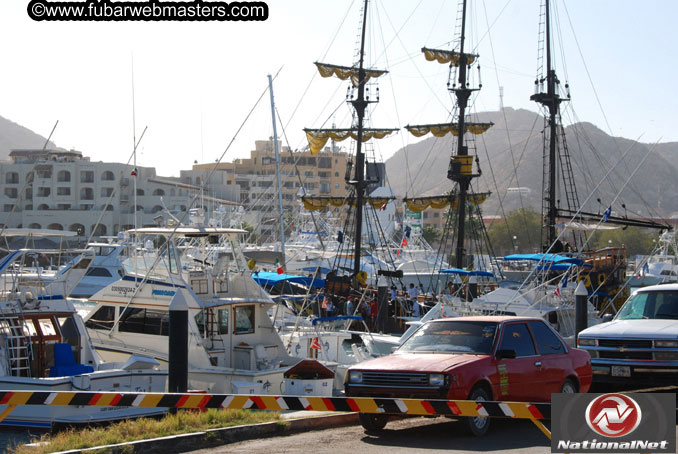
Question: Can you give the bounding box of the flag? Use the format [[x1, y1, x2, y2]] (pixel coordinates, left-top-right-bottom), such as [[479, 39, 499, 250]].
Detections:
[[322, 296, 328, 310], [276, 266, 284, 274], [310, 338, 321, 350], [130, 168, 138, 177], [553, 285, 561, 298], [401, 238, 408, 247], [561, 273, 568, 288], [602, 206, 611, 222], [380, 203, 387, 211]]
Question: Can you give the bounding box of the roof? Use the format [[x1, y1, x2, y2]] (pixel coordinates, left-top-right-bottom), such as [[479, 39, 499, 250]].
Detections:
[[429, 315, 543, 323], [0, 228, 77, 237], [439, 268, 494, 277]]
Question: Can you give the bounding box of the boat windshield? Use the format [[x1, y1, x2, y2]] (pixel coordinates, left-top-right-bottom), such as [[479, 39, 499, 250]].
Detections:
[[399, 320, 497, 354], [617, 290, 678, 320]]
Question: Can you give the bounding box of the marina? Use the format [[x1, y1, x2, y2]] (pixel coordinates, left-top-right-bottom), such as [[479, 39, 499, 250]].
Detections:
[[0, 0, 677, 452]]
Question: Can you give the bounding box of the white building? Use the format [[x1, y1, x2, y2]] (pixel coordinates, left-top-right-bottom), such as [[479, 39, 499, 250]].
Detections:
[[0, 149, 239, 239]]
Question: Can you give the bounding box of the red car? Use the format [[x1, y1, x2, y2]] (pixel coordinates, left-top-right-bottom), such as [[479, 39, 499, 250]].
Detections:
[[345, 315, 592, 435]]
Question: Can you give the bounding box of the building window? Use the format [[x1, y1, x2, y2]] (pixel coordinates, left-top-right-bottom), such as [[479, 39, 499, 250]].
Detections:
[[3, 205, 13, 212], [57, 170, 71, 182], [153, 189, 165, 196], [320, 183, 330, 194], [304, 171, 314, 178], [152, 205, 163, 213], [57, 187, 71, 196], [37, 187, 51, 197], [101, 171, 115, 181], [136, 189, 145, 196], [80, 188, 94, 200], [318, 157, 332, 169], [4, 188, 17, 199], [101, 187, 114, 197], [5, 172, 19, 184], [57, 204, 71, 210], [318, 171, 330, 178], [80, 170, 94, 183]]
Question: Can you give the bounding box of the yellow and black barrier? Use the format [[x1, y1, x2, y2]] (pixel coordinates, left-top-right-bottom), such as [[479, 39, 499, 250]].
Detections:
[[0, 391, 552, 438]]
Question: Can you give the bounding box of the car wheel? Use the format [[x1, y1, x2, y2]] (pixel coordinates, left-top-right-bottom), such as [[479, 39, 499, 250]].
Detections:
[[358, 412, 388, 432], [560, 378, 577, 393], [466, 386, 491, 437]]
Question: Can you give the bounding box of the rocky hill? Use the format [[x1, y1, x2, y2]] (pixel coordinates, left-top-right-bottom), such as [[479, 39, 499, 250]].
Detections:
[[0, 114, 57, 160], [385, 108, 678, 218]]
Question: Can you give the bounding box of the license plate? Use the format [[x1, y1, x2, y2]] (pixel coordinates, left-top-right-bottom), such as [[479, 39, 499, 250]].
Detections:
[[611, 366, 631, 377]]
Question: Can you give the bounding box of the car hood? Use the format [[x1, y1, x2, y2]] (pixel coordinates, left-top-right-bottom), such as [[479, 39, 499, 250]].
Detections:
[[580, 319, 678, 339], [350, 353, 481, 373]]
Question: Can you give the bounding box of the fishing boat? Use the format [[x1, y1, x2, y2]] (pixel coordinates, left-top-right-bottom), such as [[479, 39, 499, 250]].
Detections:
[[0, 248, 167, 429], [83, 227, 334, 395]]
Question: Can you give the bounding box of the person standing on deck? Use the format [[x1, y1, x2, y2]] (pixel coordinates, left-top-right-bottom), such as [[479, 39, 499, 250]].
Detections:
[[407, 283, 419, 316]]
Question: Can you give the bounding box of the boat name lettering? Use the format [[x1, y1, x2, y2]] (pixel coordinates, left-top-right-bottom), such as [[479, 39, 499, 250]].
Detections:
[[111, 286, 137, 296], [152, 289, 176, 297]]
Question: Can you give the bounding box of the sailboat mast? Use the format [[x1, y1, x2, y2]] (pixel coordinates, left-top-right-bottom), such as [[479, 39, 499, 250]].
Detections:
[[351, 0, 370, 277], [450, 0, 471, 269], [268, 74, 286, 261]]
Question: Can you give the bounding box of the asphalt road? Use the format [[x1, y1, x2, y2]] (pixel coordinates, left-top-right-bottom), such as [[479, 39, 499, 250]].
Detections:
[[186, 416, 554, 454]]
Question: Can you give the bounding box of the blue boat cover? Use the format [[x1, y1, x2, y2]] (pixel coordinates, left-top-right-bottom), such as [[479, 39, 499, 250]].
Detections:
[[312, 315, 364, 326], [252, 271, 325, 289], [439, 268, 494, 277], [503, 253, 585, 266]]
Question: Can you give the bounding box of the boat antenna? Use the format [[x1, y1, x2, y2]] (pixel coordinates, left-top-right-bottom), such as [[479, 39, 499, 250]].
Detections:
[[268, 74, 286, 263], [351, 0, 369, 277], [131, 54, 138, 234]]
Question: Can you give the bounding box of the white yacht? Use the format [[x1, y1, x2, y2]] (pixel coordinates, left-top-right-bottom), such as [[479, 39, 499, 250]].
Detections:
[[0, 248, 167, 429], [83, 227, 334, 396]]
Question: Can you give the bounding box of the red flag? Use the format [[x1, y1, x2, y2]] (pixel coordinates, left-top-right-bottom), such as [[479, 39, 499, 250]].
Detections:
[[380, 203, 387, 211], [310, 337, 321, 350], [401, 238, 408, 247], [322, 297, 328, 310], [130, 168, 138, 177], [276, 266, 284, 274]]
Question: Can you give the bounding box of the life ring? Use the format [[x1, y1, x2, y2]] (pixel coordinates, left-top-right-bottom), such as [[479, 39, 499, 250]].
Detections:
[[598, 273, 606, 286], [578, 275, 591, 288], [356, 271, 368, 286]]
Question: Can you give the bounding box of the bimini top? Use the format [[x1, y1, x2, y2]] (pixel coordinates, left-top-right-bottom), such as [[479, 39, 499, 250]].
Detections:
[[252, 271, 325, 289], [126, 227, 247, 237], [439, 268, 494, 277], [503, 253, 584, 266]]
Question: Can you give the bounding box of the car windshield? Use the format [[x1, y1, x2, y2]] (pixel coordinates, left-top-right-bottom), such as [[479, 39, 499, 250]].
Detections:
[[399, 320, 498, 354], [617, 290, 678, 320]]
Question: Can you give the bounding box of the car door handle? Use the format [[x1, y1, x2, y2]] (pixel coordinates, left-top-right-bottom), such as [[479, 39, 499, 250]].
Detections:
[[534, 361, 542, 367]]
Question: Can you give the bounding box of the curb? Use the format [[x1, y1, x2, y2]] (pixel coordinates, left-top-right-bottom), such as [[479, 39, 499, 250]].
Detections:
[[51, 412, 359, 454]]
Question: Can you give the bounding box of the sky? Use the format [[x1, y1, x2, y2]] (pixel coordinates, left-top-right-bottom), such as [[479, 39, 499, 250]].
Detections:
[[0, 0, 676, 178]]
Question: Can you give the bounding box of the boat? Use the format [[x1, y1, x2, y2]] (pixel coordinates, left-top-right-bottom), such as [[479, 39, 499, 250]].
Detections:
[[0, 248, 167, 429], [66, 239, 128, 298], [82, 227, 334, 395], [633, 231, 678, 286]]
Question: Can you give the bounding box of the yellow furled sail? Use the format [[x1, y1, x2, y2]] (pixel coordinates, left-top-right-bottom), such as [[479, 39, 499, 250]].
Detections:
[[302, 196, 394, 212], [315, 62, 388, 87], [422, 47, 478, 66], [403, 192, 490, 212], [304, 128, 398, 154], [405, 122, 493, 138]]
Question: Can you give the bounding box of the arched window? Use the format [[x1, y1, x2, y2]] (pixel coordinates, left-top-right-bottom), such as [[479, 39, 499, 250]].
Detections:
[[91, 224, 107, 236], [102, 204, 114, 211], [136, 189, 145, 196], [153, 189, 165, 196], [48, 223, 63, 231], [135, 205, 144, 213], [57, 170, 71, 182], [151, 205, 163, 213], [69, 223, 85, 235], [170, 189, 176, 196], [80, 188, 94, 200], [38, 204, 49, 210], [101, 171, 115, 181], [29, 223, 41, 229]]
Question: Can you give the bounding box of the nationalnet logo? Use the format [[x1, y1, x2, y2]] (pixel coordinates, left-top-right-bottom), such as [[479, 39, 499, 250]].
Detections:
[[552, 393, 675, 453], [585, 394, 641, 438]]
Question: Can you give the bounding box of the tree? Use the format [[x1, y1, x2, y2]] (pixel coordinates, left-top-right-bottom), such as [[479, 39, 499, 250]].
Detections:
[[487, 208, 542, 255], [240, 221, 260, 245], [587, 227, 656, 256], [422, 225, 441, 246]]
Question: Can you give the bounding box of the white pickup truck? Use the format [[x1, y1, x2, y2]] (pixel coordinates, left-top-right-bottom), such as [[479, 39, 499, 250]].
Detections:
[[577, 283, 678, 384]]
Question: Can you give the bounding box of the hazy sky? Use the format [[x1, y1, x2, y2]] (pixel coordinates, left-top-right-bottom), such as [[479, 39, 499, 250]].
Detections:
[[0, 0, 675, 178]]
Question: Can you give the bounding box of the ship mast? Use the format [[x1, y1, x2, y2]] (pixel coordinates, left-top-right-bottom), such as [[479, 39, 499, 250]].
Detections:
[[351, 0, 370, 277], [449, 0, 473, 269]]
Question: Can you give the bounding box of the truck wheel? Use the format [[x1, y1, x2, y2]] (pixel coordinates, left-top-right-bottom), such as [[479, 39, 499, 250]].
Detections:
[[358, 412, 388, 432], [560, 378, 577, 393], [466, 386, 491, 437]]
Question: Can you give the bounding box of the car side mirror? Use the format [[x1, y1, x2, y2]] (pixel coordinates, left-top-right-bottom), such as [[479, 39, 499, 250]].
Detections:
[[391, 346, 398, 353], [601, 313, 614, 323], [496, 349, 517, 360]]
